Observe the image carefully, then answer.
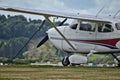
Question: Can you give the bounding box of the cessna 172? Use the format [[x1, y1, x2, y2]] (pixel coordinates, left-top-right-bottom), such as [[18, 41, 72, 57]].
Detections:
[[0, 7, 120, 66]]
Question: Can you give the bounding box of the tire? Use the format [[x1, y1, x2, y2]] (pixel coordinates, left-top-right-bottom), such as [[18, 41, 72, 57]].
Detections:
[[71, 64, 76, 66], [118, 63, 120, 67], [62, 56, 70, 66]]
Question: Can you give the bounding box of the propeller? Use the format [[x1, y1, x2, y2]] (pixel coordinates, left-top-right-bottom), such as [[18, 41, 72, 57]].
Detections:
[[57, 18, 67, 26], [37, 18, 67, 48], [12, 18, 67, 59], [12, 20, 46, 59], [37, 35, 48, 48]]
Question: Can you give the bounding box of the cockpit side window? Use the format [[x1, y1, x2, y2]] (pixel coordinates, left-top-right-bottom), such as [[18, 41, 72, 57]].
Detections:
[[79, 21, 96, 32], [116, 23, 120, 30], [70, 24, 78, 30]]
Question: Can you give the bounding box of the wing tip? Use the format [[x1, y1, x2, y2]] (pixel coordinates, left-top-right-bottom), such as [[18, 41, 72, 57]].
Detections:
[[0, 6, 11, 10]]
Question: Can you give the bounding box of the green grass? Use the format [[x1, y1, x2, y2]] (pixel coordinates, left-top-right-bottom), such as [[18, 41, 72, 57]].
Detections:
[[0, 65, 120, 80]]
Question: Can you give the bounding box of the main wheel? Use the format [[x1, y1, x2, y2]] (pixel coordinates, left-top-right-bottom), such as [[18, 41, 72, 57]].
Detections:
[[118, 63, 120, 67], [62, 56, 70, 66]]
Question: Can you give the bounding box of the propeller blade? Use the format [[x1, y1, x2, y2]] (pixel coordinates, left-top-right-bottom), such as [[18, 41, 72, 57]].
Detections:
[[37, 18, 67, 48], [37, 35, 48, 48], [58, 18, 67, 26]]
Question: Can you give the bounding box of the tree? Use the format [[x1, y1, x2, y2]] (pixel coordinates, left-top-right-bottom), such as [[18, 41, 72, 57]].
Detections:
[[0, 14, 67, 61]]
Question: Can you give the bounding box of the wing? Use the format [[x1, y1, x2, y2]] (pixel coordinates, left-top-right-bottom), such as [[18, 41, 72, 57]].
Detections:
[[0, 7, 111, 23]]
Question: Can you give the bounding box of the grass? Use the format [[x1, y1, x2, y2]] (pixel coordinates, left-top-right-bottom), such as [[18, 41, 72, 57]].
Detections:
[[0, 65, 120, 80]]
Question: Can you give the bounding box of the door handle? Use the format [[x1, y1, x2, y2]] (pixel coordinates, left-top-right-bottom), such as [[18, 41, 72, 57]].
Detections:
[[89, 33, 92, 35]]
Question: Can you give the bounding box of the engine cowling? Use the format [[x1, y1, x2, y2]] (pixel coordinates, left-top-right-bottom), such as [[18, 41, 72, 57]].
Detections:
[[69, 54, 87, 64]]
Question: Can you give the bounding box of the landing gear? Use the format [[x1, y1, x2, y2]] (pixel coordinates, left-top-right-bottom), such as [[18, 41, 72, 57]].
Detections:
[[62, 56, 70, 66], [118, 63, 120, 67], [111, 54, 120, 67]]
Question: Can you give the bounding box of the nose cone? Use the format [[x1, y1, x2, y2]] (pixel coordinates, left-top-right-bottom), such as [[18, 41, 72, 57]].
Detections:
[[47, 26, 65, 38], [47, 27, 58, 40], [46, 26, 65, 50], [47, 27, 56, 35]]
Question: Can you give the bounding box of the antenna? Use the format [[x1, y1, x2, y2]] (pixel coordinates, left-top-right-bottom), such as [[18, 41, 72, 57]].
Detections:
[[95, 5, 105, 18], [113, 10, 120, 18]]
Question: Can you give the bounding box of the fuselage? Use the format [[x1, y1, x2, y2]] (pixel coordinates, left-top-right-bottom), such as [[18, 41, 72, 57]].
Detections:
[[47, 19, 120, 54]]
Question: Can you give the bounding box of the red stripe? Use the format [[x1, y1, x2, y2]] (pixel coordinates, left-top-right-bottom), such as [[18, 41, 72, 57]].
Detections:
[[80, 38, 120, 46], [51, 37, 120, 47]]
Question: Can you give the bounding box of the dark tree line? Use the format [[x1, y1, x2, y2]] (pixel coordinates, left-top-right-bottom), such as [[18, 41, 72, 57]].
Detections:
[[0, 15, 53, 59], [0, 15, 50, 39]]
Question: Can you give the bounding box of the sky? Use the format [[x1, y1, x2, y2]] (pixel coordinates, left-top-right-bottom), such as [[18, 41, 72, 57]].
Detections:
[[0, 0, 120, 21]]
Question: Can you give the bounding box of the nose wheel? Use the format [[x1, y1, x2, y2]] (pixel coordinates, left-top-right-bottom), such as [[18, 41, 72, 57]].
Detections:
[[62, 56, 70, 66]]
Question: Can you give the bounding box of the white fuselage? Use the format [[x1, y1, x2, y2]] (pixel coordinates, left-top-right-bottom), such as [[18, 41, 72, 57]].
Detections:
[[47, 20, 120, 54]]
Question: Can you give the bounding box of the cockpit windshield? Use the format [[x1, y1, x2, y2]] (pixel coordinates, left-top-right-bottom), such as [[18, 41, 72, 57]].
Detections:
[[116, 23, 120, 30], [70, 24, 78, 29]]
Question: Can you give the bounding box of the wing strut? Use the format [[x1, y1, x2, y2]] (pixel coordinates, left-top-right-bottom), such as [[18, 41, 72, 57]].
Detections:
[[45, 16, 76, 50]]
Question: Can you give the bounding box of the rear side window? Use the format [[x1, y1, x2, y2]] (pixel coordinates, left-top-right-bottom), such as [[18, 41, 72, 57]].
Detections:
[[98, 24, 113, 32], [116, 23, 120, 30], [79, 21, 96, 32]]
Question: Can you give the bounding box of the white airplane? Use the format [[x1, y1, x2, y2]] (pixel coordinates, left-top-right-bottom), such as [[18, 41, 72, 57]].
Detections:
[[0, 7, 120, 66]]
